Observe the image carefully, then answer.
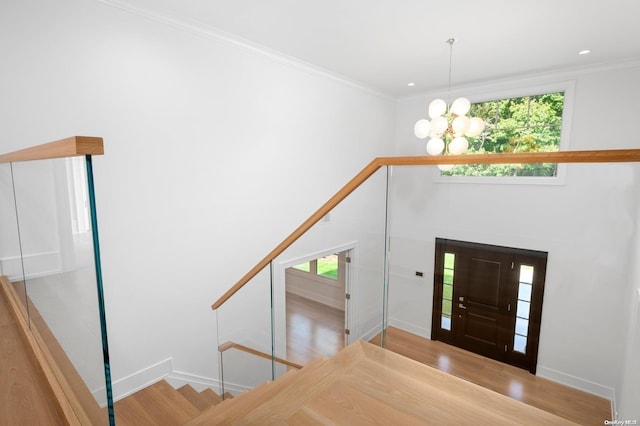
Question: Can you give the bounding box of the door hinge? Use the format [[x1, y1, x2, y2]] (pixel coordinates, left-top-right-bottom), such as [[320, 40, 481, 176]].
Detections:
[[345, 329, 350, 335], [346, 256, 351, 263], [345, 293, 351, 300]]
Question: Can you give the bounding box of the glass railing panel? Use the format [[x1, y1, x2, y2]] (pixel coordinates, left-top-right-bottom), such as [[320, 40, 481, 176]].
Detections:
[[271, 166, 391, 373], [10, 156, 112, 424], [0, 162, 27, 307], [216, 263, 276, 398]]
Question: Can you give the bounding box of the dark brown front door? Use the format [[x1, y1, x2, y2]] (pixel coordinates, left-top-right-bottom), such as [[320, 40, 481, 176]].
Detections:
[[431, 239, 547, 373]]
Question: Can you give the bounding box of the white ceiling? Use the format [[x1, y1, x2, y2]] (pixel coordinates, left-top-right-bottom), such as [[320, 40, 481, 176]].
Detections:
[[113, 0, 640, 98]]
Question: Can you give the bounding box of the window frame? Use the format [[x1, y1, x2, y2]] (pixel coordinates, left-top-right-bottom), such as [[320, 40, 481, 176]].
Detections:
[[432, 80, 575, 186], [288, 253, 343, 288]]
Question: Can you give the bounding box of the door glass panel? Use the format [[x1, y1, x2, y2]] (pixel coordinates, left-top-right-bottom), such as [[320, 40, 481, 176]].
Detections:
[[514, 334, 527, 353], [514, 265, 533, 353], [515, 317, 529, 335], [518, 282, 532, 302], [441, 253, 455, 331], [517, 300, 531, 319]]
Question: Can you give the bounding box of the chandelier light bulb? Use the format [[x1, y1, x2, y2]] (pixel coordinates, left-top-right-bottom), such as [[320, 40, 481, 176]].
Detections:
[[428, 99, 447, 118], [414, 38, 486, 165], [452, 115, 471, 136], [438, 164, 455, 171], [426, 138, 445, 155], [414, 119, 431, 139], [448, 136, 469, 155], [430, 115, 448, 133], [450, 97, 471, 116], [465, 117, 486, 137]]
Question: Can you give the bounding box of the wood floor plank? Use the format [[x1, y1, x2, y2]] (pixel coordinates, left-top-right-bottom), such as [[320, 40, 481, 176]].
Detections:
[[286, 292, 345, 365], [373, 326, 611, 425]]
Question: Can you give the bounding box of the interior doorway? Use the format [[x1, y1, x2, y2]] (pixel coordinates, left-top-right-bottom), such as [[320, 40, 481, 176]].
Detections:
[[431, 238, 547, 373], [285, 249, 351, 365]]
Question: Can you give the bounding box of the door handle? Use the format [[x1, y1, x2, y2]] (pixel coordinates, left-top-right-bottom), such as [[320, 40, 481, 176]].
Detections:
[[458, 303, 467, 309]]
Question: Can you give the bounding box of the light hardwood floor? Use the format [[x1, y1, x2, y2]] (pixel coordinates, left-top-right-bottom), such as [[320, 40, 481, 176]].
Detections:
[[374, 327, 612, 425], [286, 295, 612, 425], [286, 292, 345, 365]]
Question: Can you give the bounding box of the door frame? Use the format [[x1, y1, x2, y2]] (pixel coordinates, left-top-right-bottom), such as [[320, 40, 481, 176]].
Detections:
[[431, 238, 547, 374], [277, 242, 358, 357]]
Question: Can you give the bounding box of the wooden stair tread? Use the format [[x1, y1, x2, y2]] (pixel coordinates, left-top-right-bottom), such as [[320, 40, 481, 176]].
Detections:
[[114, 393, 159, 426], [199, 388, 222, 406], [116, 380, 200, 425], [189, 341, 575, 425], [177, 385, 213, 411], [187, 357, 328, 425]]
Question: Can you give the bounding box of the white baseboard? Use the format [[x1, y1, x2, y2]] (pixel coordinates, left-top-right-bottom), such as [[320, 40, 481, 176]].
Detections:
[[93, 357, 173, 405], [166, 370, 220, 393], [360, 322, 383, 342], [0, 251, 60, 281], [536, 365, 615, 401], [388, 318, 430, 339], [92, 357, 249, 406], [166, 370, 249, 397]]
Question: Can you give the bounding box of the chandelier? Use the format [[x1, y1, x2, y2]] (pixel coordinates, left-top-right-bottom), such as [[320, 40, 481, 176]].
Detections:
[[414, 39, 485, 167]]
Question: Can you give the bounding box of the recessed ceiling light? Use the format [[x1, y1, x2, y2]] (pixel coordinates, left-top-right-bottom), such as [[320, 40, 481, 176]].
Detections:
[[579, 49, 591, 55], [408, 82, 415, 87]]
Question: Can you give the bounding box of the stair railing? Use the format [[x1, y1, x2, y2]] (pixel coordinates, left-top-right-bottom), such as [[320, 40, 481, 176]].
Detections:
[[211, 148, 640, 397], [0, 137, 113, 425]]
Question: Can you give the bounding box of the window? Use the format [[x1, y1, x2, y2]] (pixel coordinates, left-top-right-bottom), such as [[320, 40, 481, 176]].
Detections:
[[292, 254, 339, 280], [441, 91, 566, 178], [441, 252, 455, 331], [513, 265, 534, 353]]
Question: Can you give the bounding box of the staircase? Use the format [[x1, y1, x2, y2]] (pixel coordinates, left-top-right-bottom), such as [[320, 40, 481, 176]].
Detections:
[[112, 341, 573, 425], [114, 380, 229, 425]]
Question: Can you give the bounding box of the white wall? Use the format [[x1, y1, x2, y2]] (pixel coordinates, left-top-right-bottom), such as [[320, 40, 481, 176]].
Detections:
[[390, 64, 640, 401], [0, 0, 396, 397], [617, 163, 640, 420], [0, 160, 68, 280]]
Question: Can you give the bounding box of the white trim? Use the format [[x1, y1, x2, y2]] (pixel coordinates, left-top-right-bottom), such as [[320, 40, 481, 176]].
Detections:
[[0, 251, 61, 281], [165, 370, 220, 393], [95, 357, 173, 404], [96, 0, 392, 101], [401, 58, 640, 102], [278, 242, 358, 269], [278, 242, 357, 346], [388, 318, 430, 339], [536, 365, 615, 401]]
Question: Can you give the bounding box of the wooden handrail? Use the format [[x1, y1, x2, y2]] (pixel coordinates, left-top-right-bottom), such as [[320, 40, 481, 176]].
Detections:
[[218, 341, 303, 369], [0, 136, 104, 164], [212, 148, 640, 310]]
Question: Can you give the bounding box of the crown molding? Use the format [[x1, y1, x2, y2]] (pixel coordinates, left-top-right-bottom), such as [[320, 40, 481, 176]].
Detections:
[[399, 58, 640, 102], [96, 0, 394, 101]]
